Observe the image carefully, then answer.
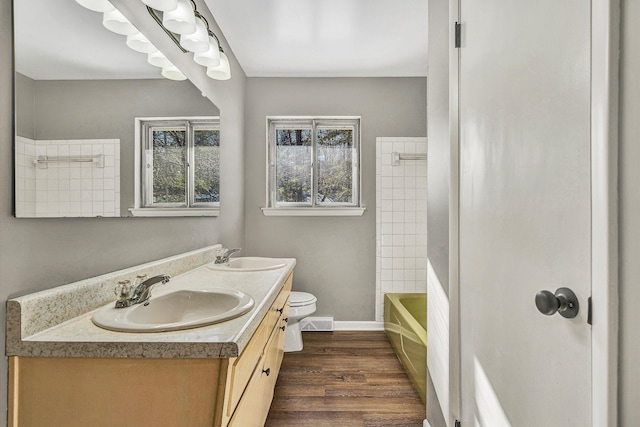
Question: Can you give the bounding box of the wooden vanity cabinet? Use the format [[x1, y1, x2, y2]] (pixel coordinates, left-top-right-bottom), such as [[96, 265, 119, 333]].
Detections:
[[227, 292, 289, 427], [8, 272, 292, 427], [220, 274, 291, 427]]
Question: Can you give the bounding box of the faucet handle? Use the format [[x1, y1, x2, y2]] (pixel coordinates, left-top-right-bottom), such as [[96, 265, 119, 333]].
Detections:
[[114, 280, 132, 299], [215, 248, 227, 262], [133, 274, 148, 287]]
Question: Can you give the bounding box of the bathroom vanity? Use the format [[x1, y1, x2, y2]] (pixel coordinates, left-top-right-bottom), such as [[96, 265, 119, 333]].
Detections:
[[5, 245, 293, 427]]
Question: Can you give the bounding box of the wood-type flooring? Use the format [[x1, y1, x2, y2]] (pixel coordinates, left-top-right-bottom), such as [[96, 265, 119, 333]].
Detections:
[[265, 331, 426, 427]]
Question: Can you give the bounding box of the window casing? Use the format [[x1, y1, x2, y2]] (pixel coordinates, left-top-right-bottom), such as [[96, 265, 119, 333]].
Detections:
[[136, 118, 220, 213], [267, 117, 361, 211]]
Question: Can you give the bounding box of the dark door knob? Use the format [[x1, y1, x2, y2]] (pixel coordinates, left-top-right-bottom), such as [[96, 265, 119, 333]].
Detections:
[[535, 287, 579, 318]]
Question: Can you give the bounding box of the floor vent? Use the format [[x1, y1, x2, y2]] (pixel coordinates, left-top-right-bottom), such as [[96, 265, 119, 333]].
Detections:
[[300, 316, 334, 331]]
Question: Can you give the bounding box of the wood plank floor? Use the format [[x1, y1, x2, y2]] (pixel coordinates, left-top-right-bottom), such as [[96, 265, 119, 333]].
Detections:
[[265, 331, 426, 427]]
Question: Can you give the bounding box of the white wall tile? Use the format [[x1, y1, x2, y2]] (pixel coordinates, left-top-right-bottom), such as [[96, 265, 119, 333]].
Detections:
[[375, 136, 428, 320]]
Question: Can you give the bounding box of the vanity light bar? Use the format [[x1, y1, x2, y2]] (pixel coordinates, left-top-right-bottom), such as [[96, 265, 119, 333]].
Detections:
[[146, 4, 231, 80], [74, 0, 231, 81]]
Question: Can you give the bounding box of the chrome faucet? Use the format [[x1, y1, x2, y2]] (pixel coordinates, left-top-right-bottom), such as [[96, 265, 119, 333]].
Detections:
[[215, 248, 242, 264], [114, 274, 171, 308]]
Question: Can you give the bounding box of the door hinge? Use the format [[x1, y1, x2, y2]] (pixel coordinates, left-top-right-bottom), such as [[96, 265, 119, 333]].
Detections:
[[587, 296, 592, 325], [455, 421, 461, 427], [455, 22, 461, 48]]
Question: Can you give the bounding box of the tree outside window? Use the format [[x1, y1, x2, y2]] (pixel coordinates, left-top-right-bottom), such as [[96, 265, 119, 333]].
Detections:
[[142, 119, 220, 209], [268, 118, 360, 208]]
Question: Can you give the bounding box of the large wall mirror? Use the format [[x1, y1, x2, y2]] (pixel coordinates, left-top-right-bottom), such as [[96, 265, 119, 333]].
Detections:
[[14, 0, 220, 218]]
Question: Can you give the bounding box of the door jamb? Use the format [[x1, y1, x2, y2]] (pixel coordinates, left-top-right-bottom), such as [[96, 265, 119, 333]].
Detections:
[[448, 0, 461, 426], [590, 0, 619, 425]]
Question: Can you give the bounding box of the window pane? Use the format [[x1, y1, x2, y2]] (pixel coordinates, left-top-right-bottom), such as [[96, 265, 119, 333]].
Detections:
[[152, 128, 186, 204], [194, 128, 220, 203], [276, 128, 312, 204], [316, 127, 354, 203]]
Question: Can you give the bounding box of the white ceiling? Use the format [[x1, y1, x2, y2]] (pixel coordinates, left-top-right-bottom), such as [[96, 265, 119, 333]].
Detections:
[[203, 0, 428, 77], [15, 0, 161, 80], [15, 0, 427, 80]]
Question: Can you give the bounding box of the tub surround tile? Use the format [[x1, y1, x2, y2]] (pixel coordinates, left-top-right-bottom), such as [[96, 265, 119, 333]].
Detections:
[[375, 137, 428, 321], [14, 138, 121, 217], [6, 245, 296, 359]]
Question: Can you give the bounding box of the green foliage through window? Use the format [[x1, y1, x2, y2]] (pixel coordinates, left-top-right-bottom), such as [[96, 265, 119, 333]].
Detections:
[[269, 118, 359, 207], [143, 119, 220, 208]]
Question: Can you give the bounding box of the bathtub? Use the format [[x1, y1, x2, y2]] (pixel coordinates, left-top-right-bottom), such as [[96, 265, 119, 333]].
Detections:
[[384, 293, 427, 404]]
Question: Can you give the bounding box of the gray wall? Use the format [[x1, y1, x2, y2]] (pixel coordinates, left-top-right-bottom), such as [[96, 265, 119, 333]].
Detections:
[[15, 73, 33, 139], [0, 2, 247, 426], [244, 77, 426, 321], [619, 0, 640, 424], [16, 75, 220, 215], [426, 1, 450, 425], [426, 0, 450, 295]]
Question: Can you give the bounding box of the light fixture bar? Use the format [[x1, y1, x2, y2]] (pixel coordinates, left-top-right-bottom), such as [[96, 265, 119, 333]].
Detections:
[[146, 4, 231, 80], [147, 6, 188, 53]]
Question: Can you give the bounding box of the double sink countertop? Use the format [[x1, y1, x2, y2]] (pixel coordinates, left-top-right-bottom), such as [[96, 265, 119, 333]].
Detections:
[[6, 245, 295, 359]]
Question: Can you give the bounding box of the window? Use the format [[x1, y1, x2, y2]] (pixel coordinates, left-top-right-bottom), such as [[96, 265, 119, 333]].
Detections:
[[264, 117, 364, 216], [131, 117, 220, 216]]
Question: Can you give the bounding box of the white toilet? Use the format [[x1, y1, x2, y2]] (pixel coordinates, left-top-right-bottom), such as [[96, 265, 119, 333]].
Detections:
[[284, 291, 317, 352]]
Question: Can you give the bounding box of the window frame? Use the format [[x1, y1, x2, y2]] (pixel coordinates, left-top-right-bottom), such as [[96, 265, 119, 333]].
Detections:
[[264, 116, 365, 216], [131, 116, 221, 217]]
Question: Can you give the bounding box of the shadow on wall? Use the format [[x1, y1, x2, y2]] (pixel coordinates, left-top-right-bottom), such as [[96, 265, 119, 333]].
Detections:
[[473, 357, 512, 427], [427, 259, 449, 424]]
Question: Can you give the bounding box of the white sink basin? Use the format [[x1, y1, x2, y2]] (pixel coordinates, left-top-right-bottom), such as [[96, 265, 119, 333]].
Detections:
[[92, 288, 254, 333], [207, 257, 287, 272]]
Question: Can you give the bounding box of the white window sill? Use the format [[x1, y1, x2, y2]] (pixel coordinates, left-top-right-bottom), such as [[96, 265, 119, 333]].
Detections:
[[129, 208, 220, 217], [261, 207, 366, 217]]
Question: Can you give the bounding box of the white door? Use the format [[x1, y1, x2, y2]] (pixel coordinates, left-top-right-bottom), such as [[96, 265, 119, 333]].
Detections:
[[458, 0, 592, 426]]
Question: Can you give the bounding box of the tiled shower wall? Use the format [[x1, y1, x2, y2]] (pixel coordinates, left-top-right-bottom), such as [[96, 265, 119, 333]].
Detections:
[[15, 137, 120, 217], [375, 137, 427, 321]]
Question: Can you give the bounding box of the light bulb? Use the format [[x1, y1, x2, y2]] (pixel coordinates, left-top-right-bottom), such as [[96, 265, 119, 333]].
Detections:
[[194, 36, 221, 67], [103, 9, 137, 36], [147, 51, 173, 68], [179, 17, 209, 53], [206, 51, 231, 80], [161, 66, 187, 81], [162, 0, 195, 35], [75, 0, 115, 13], [126, 32, 157, 54], [141, 0, 178, 12]]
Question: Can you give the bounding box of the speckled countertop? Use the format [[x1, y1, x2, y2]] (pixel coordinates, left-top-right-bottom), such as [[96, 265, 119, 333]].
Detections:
[[6, 245, 295, 359]]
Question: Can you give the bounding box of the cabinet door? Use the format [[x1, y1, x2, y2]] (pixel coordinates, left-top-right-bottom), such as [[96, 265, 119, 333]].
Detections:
[[227, 358, 265, 427], [225, 318, 268, 419], [260, 325, 284, 419]]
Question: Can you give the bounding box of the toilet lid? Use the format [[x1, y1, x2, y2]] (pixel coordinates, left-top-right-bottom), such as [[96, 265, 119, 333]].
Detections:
[[290, 291, 317, 306]]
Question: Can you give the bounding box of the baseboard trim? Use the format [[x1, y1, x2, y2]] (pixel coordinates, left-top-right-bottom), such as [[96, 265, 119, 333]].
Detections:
[[334, 321, 385, 331], [423, 419, 431, 427]]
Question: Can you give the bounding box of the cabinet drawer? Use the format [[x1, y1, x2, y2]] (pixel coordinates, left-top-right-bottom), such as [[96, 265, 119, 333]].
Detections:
[[268, 290, 289, 335], [267, 272, 292, 333], [283, 272, 293, 293]]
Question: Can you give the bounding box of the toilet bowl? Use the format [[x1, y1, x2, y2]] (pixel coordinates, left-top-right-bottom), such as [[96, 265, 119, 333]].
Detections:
[[285, 291, 317, 352]]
